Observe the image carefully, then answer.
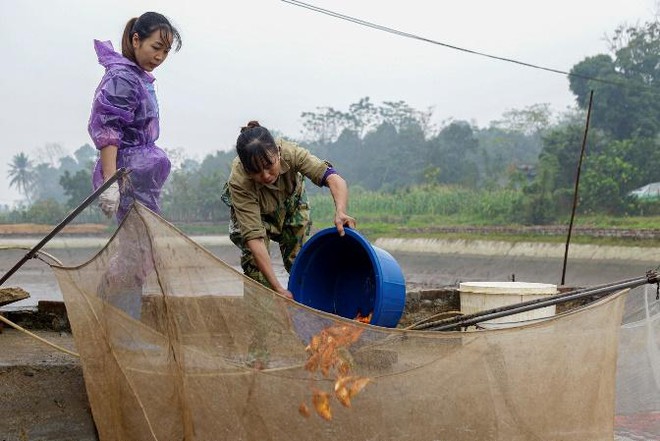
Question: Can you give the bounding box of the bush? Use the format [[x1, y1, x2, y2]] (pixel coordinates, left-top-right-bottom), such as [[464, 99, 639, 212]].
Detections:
[[25, 199, 68, 224]]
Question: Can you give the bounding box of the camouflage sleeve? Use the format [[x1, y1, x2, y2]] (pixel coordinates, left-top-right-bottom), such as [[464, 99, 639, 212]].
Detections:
[[228, 178, 267, 242], [286, 142, 331, 187]]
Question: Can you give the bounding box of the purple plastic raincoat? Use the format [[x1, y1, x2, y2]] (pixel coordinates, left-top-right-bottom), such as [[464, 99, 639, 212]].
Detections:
[[88, 40, 171, 222]]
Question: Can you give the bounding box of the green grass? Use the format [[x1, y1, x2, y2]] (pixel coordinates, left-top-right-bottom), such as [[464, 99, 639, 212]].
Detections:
[[173, 218, 660, 247], [169, 186, 660, 247], [570, 215, 660, 229], [334, 224, 658, 247], [307, 186, 660, 246], [173, 222, 230, 235]]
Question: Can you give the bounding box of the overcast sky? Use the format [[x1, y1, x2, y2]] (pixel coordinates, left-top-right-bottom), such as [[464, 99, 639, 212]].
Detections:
[[0, 0, 655, 206]]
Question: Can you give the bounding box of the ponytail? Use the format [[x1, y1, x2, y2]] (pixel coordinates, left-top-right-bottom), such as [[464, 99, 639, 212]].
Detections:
[[121, 17, 139, 63]]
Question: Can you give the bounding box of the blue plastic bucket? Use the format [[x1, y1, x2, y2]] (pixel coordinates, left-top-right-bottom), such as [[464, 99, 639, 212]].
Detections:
[[288, 227, 406, 327]]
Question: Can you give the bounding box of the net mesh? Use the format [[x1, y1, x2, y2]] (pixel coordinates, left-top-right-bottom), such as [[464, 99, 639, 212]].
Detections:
[[51, 204, 659, 441], [615, 285, 660, 439]]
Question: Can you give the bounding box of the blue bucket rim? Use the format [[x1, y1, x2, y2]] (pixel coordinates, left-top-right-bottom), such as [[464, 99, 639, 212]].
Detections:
[[289, 226, 388, 323]]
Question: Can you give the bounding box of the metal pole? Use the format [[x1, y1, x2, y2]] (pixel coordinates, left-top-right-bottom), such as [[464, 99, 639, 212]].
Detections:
[[0, 168, 128, 287], [416, 271, 658, 331], [561, 90, 594, 286]]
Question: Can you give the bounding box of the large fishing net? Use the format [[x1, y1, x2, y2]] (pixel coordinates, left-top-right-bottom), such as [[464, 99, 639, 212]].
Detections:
[[615, 285, 660, 439], [52, 204, 660, 441]]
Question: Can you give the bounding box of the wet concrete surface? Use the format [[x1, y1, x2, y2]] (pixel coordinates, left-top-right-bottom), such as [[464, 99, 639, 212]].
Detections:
[[0, 330, 96, 441], [2, 237, 658, 309], [392, 249, 657, 289]]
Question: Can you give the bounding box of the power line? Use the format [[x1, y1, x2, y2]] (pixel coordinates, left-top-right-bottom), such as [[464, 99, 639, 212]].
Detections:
[[281, 0, 635, 89]]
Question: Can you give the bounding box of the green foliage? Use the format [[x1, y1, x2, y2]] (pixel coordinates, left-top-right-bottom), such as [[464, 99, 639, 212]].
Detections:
[[32, 163, 66, 203], [163, 168, 198, 222], [300, 106, 354, 145], [24, 199, 67, 224], [619, 136, 660, 188], [309, 185, 519, 227], [537, 124, 584, 190], [634, 199, 660, 216], [161, 152, 232, 222], [301, 97, 549, 195], [72, 144, 96, 167], [8, 152, 36, 202], [512, 166, 559, 225], [11, 28, 660, 229], [491, 103, 554, 136], [478, 127, 543, 164], [580, 140, 637, 215], [8, 144, 97, 209], [427, 121, 479, 187], [569, 19, 660, 139], [300, 97, 434, 145], [59, 169, 93, 209]]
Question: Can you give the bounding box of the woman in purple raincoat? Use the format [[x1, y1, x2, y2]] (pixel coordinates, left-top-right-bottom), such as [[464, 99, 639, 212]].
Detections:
[[89, 12, 182, 319], [89, 11, 182, 222]]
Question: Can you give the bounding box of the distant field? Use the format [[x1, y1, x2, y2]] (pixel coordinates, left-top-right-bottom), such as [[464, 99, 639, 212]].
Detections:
[[0, 223, 109, 235], [2, 216, 660, 248]]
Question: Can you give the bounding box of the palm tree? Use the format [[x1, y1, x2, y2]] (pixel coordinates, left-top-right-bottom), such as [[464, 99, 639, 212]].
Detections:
[[8, 152, 36, 202]]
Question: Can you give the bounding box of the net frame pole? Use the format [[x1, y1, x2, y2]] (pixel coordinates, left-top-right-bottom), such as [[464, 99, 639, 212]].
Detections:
[[561, 90, 594, 286], [0, 168, 128, 287]]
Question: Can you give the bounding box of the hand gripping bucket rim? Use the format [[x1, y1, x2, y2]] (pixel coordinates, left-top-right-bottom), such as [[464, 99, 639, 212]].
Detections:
[[287, 227, 406, 327]]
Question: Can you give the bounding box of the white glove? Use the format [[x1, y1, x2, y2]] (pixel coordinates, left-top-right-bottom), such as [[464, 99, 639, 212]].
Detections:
[[99, 182, 120, 217]]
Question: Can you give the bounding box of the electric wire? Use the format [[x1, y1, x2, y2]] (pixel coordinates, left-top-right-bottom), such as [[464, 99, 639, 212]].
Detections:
[[281, 0, 647, 91]]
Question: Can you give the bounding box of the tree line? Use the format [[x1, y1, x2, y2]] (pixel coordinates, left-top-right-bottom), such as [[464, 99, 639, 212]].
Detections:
[[6, 18, 660, 225]]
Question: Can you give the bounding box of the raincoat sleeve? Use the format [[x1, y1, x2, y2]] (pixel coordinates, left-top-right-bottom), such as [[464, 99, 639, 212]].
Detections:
[[88, 71, 140, 149]]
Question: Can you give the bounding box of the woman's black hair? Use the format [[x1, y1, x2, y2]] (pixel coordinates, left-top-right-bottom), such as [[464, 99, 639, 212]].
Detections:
[[121, 12, 182, 63], [236, 121, 279, 174]]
